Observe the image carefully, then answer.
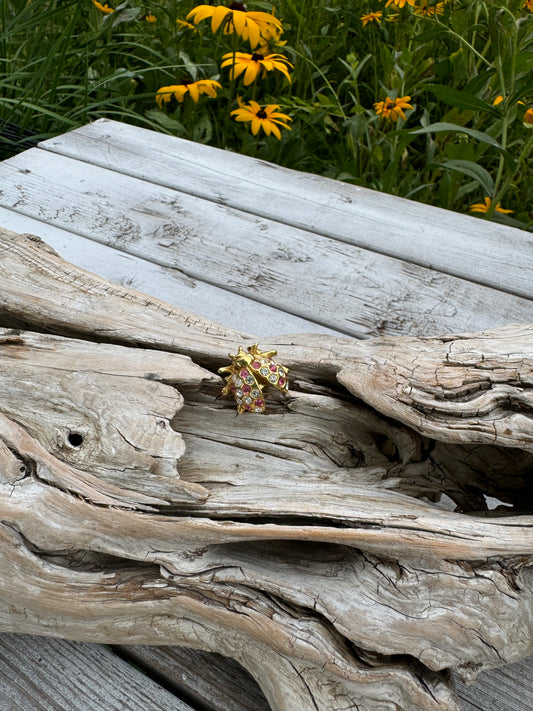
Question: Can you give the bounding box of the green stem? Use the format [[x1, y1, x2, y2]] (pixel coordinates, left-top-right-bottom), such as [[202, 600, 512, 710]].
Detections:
[[487, 132, 533, 219], [290, 47, 347, 120], [434, 15, 494, 69]]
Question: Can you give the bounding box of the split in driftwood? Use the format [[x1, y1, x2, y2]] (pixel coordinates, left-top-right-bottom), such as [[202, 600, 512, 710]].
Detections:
[[0, 226, 532, 711]]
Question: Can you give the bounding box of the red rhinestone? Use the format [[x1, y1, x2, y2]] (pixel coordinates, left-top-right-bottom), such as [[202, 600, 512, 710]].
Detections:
[[251, 360, 261, 369], [242, 384, 251, 393]]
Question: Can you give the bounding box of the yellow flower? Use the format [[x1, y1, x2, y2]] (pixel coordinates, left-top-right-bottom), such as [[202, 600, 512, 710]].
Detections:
[[186, 4, 283, 48], [384, 0, 415, 8], [156, 79, 222, 107], [469, 197, 513, 215], [374, 95, 413, 122], [361, 11, 383, 26], [143, 13, 157, 23], [492, 95, 504, 106], [92, 0, 114, 13], [523, 108, 533, 125], [524, 0, 533, 11], [221, 51, 292, 85], [230, 100, 292, 139], [176, 19, 199, 31], [413, 1, 444, 15]]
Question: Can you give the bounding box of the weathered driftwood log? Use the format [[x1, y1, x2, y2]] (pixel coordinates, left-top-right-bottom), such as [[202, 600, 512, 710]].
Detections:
[[1, 226, 533, 711]]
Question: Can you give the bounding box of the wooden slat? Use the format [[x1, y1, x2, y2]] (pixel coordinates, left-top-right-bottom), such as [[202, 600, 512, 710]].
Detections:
[[0, 207, 338, 337], [0, 149, 530, 339], [40, 118, 533, 299], [114, 646, 270, 711], [0, 635, 194, 711], [456, 657, 533, 710], [113, 644, 533, 711]]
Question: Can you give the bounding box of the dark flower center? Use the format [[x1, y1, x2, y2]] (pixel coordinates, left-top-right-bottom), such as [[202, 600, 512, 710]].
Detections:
[[251, 53, 264, 62], [256, 109, 267, 119], [229, 2, 247, 10], [181, 79, 192, 85]]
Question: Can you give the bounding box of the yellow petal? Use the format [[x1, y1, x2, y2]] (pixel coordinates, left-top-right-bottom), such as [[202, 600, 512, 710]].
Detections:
[[251, 118, 262, 135], [174, 86, 189, 102], [275, 62, 292, 83], [230, 63, 247, 81], [243, 63, 259, 85], [211, 5, 229, 32], [186, 5, 212, 23], [270, 122, 282, 139], [232, 10, 246, 35], [246, 20, 261, 48], [188, 83, 200, 102]]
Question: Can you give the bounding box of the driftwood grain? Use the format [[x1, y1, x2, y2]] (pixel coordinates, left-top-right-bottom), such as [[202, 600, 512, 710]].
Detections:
[[1, 226, 532, 711]]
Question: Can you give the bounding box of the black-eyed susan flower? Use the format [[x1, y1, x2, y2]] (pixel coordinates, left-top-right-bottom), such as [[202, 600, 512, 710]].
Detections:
[[92, 0, 114, 13], [469, 197, 513, 215], [374, 95, 413, 122], [186, 4, 283, 48], [524, 0, 533, 11], [231, 100, 292, 139], [221, 51, 292, 85], [361, 11, 383, 26], [143, 13, 157, 23], [413, 1, 444, 15], [523, 108, 533, 125], [156, 79, 222, 107]]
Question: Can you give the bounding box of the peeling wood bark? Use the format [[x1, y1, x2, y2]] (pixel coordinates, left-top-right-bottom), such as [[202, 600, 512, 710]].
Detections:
[[0, 226, 532, 711]]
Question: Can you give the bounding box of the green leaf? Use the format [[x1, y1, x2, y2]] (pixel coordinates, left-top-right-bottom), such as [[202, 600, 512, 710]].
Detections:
[[409, 122, 516, 169], [425, 84, 501, 118], [413, 27, 450, 43], [145, 109, 186, 136], [178, 50, 198, 82], [430, 159, 494, 196]]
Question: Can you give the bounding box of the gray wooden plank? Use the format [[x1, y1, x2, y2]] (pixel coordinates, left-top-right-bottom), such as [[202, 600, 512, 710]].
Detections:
[[114, 645, 270, 711], [456, 656, 533, 710], [0, 635, 194, 711], [0, 149, 531, 339], [114, 644, 533, 711], [0, 207, 338, 338], [40, 118, 533, 299]]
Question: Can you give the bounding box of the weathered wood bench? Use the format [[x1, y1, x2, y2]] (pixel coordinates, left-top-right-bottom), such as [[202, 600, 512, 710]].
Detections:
[[0, 118, 532, 710]]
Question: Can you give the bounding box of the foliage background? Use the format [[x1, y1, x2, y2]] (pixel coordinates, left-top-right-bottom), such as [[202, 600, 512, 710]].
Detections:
[[1, 0, 532, 229]]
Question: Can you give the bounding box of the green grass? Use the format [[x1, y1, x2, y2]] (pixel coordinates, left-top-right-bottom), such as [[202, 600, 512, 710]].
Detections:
[[1, 0, 532, 229]]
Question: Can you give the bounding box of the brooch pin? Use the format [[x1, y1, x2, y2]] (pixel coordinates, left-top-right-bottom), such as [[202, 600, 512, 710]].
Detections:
[[218, 343, 289, 413]]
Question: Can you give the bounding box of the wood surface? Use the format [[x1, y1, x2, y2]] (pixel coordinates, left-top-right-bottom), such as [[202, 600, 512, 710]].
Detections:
[[0, 634, 194, 711], [1, 117, 532, 711], [0, 206, 338, 338], [0, 147, 531, 339], [1, 226, 533, 711], [40, 118, 533, 299], [113, 645, 270, 711]]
